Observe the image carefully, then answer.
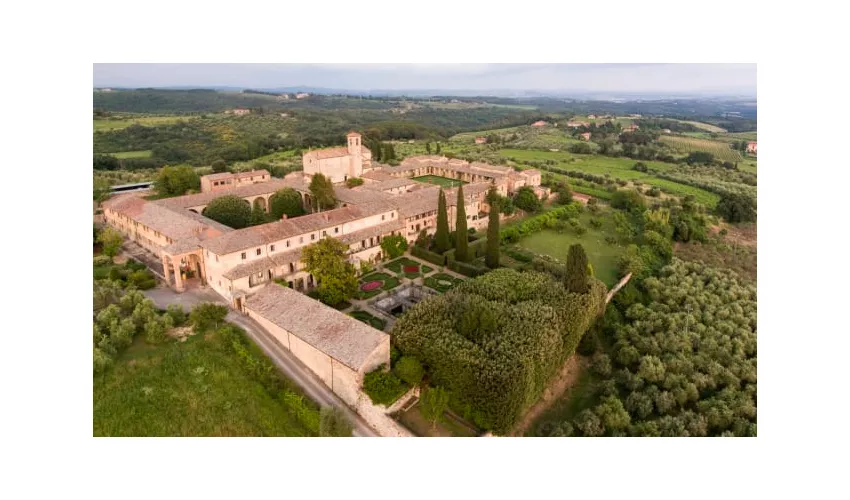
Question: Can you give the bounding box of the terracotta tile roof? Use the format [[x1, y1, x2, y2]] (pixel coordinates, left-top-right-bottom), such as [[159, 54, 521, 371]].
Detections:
[[222, 247, 303, 280], [200, 200, 397, 256], [361, 170, 396, 182], [361, 178, 418, 192], [304, 146, 350, 160], [245, 284, 389, 371], [103, 194, 232, 243], [155, 179, 293, 210], [338, 220, 405, 245]]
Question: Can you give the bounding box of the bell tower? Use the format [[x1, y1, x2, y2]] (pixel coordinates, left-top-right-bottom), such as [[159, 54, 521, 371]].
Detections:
[[347, 131, 363, 178]]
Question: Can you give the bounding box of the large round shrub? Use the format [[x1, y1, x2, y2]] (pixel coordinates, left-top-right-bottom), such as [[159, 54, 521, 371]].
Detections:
[[203, 195, 252, 229]]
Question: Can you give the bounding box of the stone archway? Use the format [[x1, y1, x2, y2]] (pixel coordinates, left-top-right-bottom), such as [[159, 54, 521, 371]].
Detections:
[[253, 197, 267, 213]]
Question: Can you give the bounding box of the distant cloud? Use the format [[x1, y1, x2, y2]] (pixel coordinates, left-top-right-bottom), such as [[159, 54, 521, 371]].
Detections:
[[93, 63, 756, 95]]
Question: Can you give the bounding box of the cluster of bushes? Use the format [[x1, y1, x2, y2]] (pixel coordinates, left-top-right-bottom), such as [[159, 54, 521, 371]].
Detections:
[[537, 259, 757, 437], [447, 259, 488, 278], [391, 268, 606, 434], [93, 282, 186, 374], [500, 202, 584, 243], [363, 366, 409, 406], [654, 168, 756, 222], [218, 322, 326, 435], [410, 245, 446, 266], [93, 257, 157, 290]]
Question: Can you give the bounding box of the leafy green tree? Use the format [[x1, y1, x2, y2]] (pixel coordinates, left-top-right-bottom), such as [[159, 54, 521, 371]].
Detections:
[[436, 142, 442, 154], [513, 186, 542, 213], [425, 142, 431, 154], [716, 192, 756, 223], [93, 177, 111, 202], [485, 186, 500, 269], [611, 189, 646, 212], [594, 395, 631, 433], [302, 237, 358, 306], [270, 188, 306, 220], [319, 406, 353, 437], [165, 304, 187, 326], [203, 195, 252, 229], [97, 227, 123, 261], [189, 303, 228, 332], [420, 386, 450, 429], [154, 165, 200, 197], [393, 356, 425, 386], [565, 244, 590, 293], [211, 159, 227, 173], [93, 348, 113, 374], [454, 186, 469, 262], [380, 234, 408, 260], [249, 204, 270, 226], [309, 173, 336, 212], [434, 189, 451, 253], [554, 182, 573, 205]]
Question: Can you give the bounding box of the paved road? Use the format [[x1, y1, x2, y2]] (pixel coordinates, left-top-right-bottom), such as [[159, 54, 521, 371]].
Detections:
[[143, 286, 379, 437]]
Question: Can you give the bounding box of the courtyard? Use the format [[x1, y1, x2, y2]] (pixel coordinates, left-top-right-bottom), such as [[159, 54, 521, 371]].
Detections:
[[412, 175, 468, 188]]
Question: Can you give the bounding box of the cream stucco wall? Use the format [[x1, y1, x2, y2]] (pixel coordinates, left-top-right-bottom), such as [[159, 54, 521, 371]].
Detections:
[[104, 208, 174, 258]]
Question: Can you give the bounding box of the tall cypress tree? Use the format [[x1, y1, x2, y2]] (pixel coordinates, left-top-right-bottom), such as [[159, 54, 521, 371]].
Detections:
[[455, 185, 469, 262], [565, 243, 590, 293], [436, 142, 442, 155], [485, 186, 500, 269], [425, 142, 431, 154], [435, 188, 451, 253]]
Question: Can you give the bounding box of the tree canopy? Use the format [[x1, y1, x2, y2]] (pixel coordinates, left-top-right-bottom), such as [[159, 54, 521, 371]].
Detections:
[[269, 188, 306, 220], [380, 234, 408, 260], [302, 237, 358, 306], [434, 188, 451, 253], [513, 186, 542, 213], [154, 165, 200, 197], [485, 186, 500, 269], [309, 173, 336, 212], [454, 186, 469, 262], [202, 195, 252, 229], [565, 244, 590, 293]]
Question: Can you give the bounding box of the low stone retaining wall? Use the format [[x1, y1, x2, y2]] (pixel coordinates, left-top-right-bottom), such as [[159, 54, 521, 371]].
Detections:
[[354, 388, 418, 437]]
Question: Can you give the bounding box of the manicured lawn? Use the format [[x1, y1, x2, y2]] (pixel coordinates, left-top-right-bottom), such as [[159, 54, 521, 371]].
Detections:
[[413, 175, 467, 188], [358, 272, 401, 299], [423, 273, 464, 293], [513, 210, 626, 288], [93, 327, 320, 437], [349, 310, 387, 331], [111, 150, 153, 159], [396, 402, 479, 437], [385, 257, 433, 278]]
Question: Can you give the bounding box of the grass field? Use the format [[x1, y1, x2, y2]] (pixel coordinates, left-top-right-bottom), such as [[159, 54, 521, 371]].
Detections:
[[659, 135, 744, 162], [674, 120, 727, 133], [93, 327, 320, 437], [413, 175, 467, 188], [111, 150, 153, 159], [396, 402, 479, 437], [93, 115, 196, 132], [513, 209, 627, 287], [727, 131, 757, 141], [500, 148, 720, 207]]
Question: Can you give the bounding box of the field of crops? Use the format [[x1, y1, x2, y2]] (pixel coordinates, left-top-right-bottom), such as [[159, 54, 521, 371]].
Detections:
[[93, 115, 197, 132], [659, 135, 744, 162], [673, 120, 727, 133], [111, 150, 153, 159]]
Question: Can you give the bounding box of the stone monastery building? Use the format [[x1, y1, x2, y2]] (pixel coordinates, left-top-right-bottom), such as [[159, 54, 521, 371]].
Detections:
[[101, 132, 544, 408]]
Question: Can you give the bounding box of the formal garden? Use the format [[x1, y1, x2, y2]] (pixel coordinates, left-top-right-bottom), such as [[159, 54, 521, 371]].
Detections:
[[348, 310, 386, 330], [357, 272, 401, 299], [423, 273, 465, 293]]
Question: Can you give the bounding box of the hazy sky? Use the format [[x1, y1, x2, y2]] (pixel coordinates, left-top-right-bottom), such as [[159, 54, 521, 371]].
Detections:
[[93, 63, 756, 95]]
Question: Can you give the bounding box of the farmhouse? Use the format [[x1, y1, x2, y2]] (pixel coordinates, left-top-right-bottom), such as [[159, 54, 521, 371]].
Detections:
[[296, 93, 310, 99], [580, 132, 592, 141], [622, 124, 639, 133], [226, 108, 251, 116], [200, 169, 271, 193], [566, 121, 589, 128], [531, 120, 548, 127], [475, 137, 487, 144], [747, 141, 757, 155]]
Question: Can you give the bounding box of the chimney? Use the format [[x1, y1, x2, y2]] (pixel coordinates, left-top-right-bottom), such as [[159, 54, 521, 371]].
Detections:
[[281, 214, 287, 220], [323, 213, 330, 221]]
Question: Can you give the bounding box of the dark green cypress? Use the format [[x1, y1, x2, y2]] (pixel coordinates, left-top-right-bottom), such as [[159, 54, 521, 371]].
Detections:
[[565, 244, 590, 293], [455, 185, 469, 262], [435, 188, 451, 253], [485, 187, 500, 269]]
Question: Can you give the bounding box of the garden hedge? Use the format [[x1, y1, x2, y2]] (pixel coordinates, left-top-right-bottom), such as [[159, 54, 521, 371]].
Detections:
[[392, 268, 607, 434], [411, 245, 446, 266]]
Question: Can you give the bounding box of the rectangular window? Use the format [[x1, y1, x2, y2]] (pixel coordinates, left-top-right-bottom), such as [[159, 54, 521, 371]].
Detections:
[[270, 244, 275, 252], [311, 234, 316, 241], [382, 214, 385, 221], [286, 240, 290, 248], [334, 227, 339, 234], [256, 248, 262, 256], [241, 252, 246, 260]]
